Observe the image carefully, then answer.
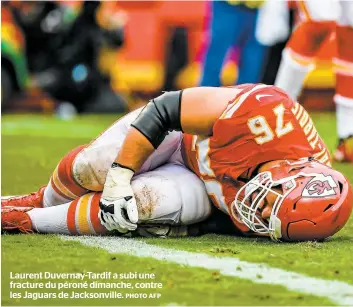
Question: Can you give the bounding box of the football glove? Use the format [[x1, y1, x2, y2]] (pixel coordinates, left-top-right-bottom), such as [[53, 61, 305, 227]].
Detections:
[[99, 164, 139, 232]]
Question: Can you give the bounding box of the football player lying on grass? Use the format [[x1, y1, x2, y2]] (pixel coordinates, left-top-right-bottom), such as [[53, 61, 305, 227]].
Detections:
[[2, 84, 353, 241]]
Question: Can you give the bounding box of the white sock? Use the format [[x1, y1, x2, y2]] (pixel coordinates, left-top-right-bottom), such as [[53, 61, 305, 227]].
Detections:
[[27, 204, 71, 234], [43, 180, 74, 208], [334, 95, 353, 139], [275, 48, 314, 100]]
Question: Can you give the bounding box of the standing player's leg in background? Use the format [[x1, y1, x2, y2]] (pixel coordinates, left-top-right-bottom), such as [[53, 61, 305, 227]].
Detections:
[[200, 1, 267, 86], [199, 1, 240, 87], [235, 4, 268, 85], [275, 0, 339, 100], [333, 0, 353, 162], [2, 165, 212, 236]]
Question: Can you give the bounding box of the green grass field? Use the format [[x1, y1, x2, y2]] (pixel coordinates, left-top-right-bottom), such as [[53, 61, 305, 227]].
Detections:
[[2, 112, 353, 306]]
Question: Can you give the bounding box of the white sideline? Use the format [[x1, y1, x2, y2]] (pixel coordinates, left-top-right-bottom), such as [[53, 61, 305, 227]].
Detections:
[[61, 235, 353, 306]]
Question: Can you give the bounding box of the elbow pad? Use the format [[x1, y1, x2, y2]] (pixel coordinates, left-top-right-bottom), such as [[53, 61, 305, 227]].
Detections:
[[131, 90, 183, 149]]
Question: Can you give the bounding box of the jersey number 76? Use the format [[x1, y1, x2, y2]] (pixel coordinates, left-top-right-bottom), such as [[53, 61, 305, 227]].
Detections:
[[247, 104, 294, 145]]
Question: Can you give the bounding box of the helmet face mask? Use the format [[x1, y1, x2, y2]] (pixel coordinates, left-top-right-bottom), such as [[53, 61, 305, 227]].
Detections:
[[232, 170, 298, 241], [231, 159, 353, 242]]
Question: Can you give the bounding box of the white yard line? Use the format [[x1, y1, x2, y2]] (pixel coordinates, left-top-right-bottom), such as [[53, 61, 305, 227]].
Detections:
[[61, 235, 353, 306]]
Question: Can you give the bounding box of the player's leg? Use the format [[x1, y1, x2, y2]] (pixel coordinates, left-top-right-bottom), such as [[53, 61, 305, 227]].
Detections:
[[275, 0, 339, 100], [2, 164, 212, 236], [236, 8, 268, 84], [333, 1, 353, 162], [133, 164, 212, 237], [68, 108, 183, 192], [2, 108, 184, 208], [1, 193, 106, 235], [199, 1, 241, 86], [1, 145, 89, 209], [43, 145, 89, 207]]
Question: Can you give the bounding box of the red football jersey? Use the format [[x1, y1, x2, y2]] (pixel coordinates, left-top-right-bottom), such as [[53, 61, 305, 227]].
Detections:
[[182, 84, 330, 218]]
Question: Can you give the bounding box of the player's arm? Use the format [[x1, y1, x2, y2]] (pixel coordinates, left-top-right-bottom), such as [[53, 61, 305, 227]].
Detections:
[[99, 87, 238, 232], [118, 87, 238, 171]]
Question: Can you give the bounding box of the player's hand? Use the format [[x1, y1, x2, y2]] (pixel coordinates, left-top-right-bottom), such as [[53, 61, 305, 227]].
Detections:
[[98, 164, 138, 232]]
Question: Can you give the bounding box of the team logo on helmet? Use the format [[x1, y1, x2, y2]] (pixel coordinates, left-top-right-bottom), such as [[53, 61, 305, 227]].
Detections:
[[302, 174, 338, 198]]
